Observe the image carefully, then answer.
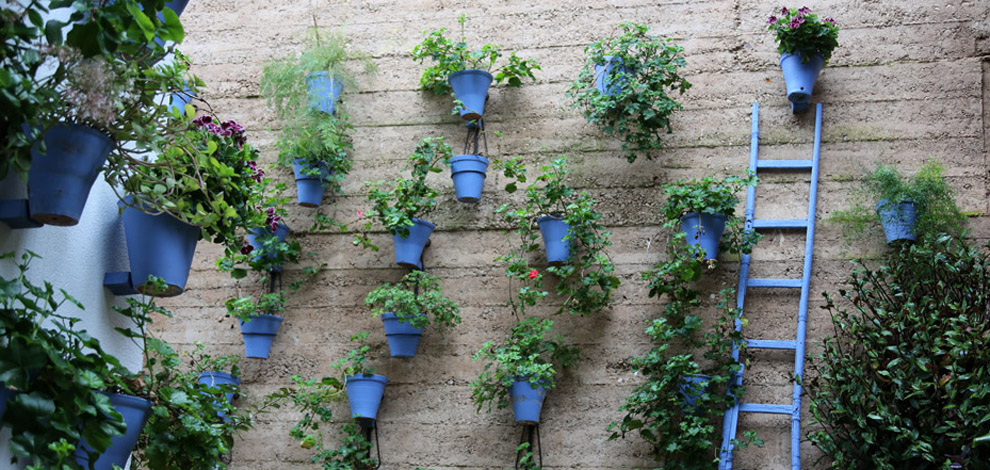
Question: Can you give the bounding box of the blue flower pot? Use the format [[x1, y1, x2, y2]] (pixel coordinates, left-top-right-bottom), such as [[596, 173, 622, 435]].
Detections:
[[876, 199, 917, 244], [27, 123, 113, 226], [510, 378, 547, 424], [240, 314, 284, 359], [381, 312, 425, 358], [170, 84, 195, 115], [198, 371, 239, 422], [346, 374, 388, 424], [293, 159, 332, 208], [450, 154, 489, 203], [393, 218, 435, 269], [74, 392, 153, 470], [306, 72, 344, 115], [448, 69, 493, 121], [779, 53, 825, 112], [680, 212, 727, 261], [248, 222, 291, 272], [163, 0, 190, 16], [679, 373, 711, 411], [595, 56, 628, 96], [120, 197, 201, 297], [537, 215, 571, 264]]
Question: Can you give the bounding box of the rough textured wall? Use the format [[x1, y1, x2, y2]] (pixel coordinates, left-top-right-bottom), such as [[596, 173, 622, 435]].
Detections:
[[155, 1, 990, 469]]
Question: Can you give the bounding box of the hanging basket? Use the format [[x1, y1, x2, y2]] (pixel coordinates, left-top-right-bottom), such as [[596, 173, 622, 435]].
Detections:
[[680, 212, 727, 261], [393, 218, 435, 269], [448, 69, 493, 121], [779, 53, 825, 112], [381, 312, 425, 358], [293, 159, 333, 208], [345, 374, 388, 425], [120, 197, 201, 297], [537, 215, 571, 264], [510, 377, 547, 425], [240, 314, 284, 359], [306, 72, 344, 115], [450, 154, 489, 203], [876, 199, 917, 244], [247, 222, 291, 272], [74, 392, 153, 470], [27, 123, 113, 226]]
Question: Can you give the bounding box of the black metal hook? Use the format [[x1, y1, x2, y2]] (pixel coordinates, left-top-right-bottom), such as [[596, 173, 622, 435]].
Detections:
[[361, 424, 383, 469], [515, 424, 542, 470], [462, 118, 488, 156]]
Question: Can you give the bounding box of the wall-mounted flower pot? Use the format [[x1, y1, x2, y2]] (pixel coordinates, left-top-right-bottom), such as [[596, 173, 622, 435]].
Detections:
[[393, 218, 434, 269], [240, 314, 284, 359], [247, 222, 291, 272], [595, 56, 628, 96], [163, 0, 190, 16], [779, 53, 825, 113], [680, 212, 727, 261], [119, 198, 200, 297], [27, 123, 113, 226], [345, 374, 388, 425], [306, 72, 344, 115], [537, 215, 571, 264], [293, 159, 333, 208], [876, 199, 917, 244], [448, 69, 493, 121], [198, 371, 239, 422], [679, 373, 711, 412], [381, 312, 424, 358], [74, 392, 153, 470], [450, 154, 489, 203], [510, 377, 547, 425]]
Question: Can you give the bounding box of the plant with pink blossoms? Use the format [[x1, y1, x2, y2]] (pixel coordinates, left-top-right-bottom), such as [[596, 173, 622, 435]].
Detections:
[[767, 6, 840, 63]]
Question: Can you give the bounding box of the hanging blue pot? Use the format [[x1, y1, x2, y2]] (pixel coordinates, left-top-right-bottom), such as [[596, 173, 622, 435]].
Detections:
[[381, 312, 425, 358], [450, 154, 489, 203], [240, 314, 284, 359], [247, 222, 291, 272], [293, 159, 332, 208], [595, 56, 628, 96], [198, 371, 239, 422], [393, 218, 435, 269], [779, 53, 825, 112], [448, 69, 493, 121], [163, 0, 190, 16], [27, 123, 113, 226], [537, 215, 571, 264], [679, 374, 711, 412], [876, 199, 917, 244], [74, 392, 153, 470], [680, 212, 727, 261], [346, 374, 388, 424], [119, 197, 201, 297], [306, 72, 344, 115], [510, 377, 547, 424]]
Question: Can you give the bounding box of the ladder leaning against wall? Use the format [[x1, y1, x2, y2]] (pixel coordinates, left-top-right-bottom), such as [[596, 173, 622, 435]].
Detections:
[[718, 101, 823, 470]]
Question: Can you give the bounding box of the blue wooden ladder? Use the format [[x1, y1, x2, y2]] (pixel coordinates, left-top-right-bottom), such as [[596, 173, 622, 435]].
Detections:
[[718, 102, 823, 470]]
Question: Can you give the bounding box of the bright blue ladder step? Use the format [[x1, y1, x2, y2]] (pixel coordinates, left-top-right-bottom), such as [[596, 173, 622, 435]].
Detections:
[[756, 159, 813, 170], [745, 339, 797, 350], [753, 219, 808, 230], [746, 278, 802, 288], [738, 403, 794, 414]]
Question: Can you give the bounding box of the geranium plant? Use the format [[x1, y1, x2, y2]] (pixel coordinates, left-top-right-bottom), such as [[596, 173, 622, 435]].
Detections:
[[364, 270, 461, 333], [567, 22, 692, 163], [767, 6, 840, 63]]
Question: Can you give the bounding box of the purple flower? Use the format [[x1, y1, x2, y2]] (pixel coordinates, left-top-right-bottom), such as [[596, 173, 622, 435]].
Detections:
[[781, 7, 789, 15], [789, 16, 805, 29], [823, 17, 837, 26], [797, 6, 811, 14], [240, 242, 253, 256], [767, 15, 778, 25]]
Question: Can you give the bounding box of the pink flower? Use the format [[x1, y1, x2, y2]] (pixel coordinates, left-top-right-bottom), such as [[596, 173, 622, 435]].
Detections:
[[528, 269, 538, 280], [789, 16, 805, 28], [357, 209, 364, 218], [823, 17, 837, 26], [781, 6, 789, 15], [797, 6, 811, 14], [766, 15, 778, 25]]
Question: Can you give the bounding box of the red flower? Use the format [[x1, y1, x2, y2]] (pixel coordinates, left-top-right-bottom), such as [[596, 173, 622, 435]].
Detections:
[[528, 269, 538, 280]]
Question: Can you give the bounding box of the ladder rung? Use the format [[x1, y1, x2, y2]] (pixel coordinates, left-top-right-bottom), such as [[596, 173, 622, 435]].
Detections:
[[752, 219, 808, 230], [756, 159, 813, 170], [746, 278, 802, 288], [738, 403, 794, 415], [745, 339, 797, 350]]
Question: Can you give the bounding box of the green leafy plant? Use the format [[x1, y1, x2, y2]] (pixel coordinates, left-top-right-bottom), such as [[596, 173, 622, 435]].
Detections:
[[808, 235, 990, 469], [471, 317, 580, 413], [364, 270, 461, 333], [567, 22, 691, 163], [225, 290, 287, 323], [355, 137, 453, 249], [767, 6, 840, 63], [494, 156, 620, 317], [333, 332, 376, 378], [830, 160, 965, 245], [411, 14, 540, 110]]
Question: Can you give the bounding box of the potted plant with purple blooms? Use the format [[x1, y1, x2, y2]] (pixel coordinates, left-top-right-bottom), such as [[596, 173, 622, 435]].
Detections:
[[767, 6, 839, 113]]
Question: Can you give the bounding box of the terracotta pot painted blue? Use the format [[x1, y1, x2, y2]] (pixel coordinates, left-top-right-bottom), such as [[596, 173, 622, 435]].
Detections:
[[595, 56, 628, 96], [27, 123, 113, 226], [510, 378, 547, 424], [680, 212, 727, 261], [393, 218, 435, 269], [163, 0, 190, 16], [240, 314, 284, 359], [345, 374, 388, 424], [679, 373, 711, 411], [74, 392, 152, 470], [381, 312, 425, 358], [537, 215, 571, 264], [450, 155, 489, 203], [306, 72, 344, 115], [448, 69, 493, 121], [293, 159, 332, 207], [779, 53, 825, 110], [247, 222, 291, 272], [198, 371, 239, 422], [876, 199, 917, 244], [120, 197, 201, 297]]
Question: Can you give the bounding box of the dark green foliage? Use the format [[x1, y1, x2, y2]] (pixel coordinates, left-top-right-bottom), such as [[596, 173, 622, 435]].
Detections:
[[808, 235, 990, 469], [365, 270, 461, 333]]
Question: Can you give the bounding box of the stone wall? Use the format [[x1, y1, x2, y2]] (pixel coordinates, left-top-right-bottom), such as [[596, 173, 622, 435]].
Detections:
[[156, 1, 990, 469]]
